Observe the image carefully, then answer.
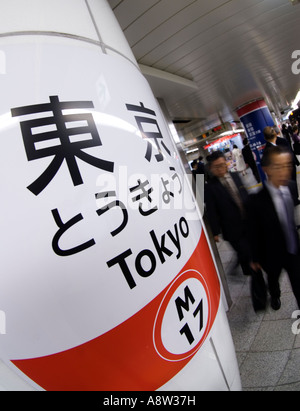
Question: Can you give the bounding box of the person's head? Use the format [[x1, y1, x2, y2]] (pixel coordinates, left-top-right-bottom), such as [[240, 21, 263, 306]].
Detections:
[[292, 124, 299, 134], [191, 160, 198, 170], [207, 151, 228, 178], [263, 126, 277, 142], [261, 146, 293, 188], [243, 138, 248, 146], [273, 126, 281, 136]]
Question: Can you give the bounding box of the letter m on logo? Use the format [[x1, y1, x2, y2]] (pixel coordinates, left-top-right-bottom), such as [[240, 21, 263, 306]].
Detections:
[[175, 286, 195, 321], [175, 286, 203, 345]]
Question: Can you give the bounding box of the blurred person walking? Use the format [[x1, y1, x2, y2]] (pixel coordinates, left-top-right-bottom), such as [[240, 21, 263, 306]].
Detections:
[[242, 138, 261, 183], [232, 145, 247, 176], [292, 124, 300, 156], [264, 126, 289, 149], [264, 126, 299, 203], [247, 146, 300, 310], [205, 151, 253, 276]]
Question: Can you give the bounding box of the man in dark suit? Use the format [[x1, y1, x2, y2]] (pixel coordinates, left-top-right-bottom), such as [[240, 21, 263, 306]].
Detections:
[[264, 126, 289, 149], [205, 151, 252, 276], [263, 126, 299, 202], [247, 146, 300, 310]]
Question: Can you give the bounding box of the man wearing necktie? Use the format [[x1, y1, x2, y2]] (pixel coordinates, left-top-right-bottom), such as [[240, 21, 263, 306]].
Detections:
[[263, 126, 300, 203], [205, 151, 252, 277], [247, 146, 300, 310]]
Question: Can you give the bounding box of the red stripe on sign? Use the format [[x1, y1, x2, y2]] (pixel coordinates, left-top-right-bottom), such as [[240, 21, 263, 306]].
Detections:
[[12, 232, 220, 391], [237, 100, 267, 118]]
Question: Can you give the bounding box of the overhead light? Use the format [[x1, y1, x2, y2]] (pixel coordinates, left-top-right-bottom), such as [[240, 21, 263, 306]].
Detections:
[[168, 122, 181, 144], [186, 148, 199, 154], [214, 129, 245, 138], [286, 91, 300, 119], [292, 90, 300, 109]]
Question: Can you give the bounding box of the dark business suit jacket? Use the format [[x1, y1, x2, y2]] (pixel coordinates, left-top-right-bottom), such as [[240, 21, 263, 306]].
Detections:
[[242, 144, 256, 168], [265, 138, 289, 150], [246, 183, 300, 274], [205, 172, 249, 243]]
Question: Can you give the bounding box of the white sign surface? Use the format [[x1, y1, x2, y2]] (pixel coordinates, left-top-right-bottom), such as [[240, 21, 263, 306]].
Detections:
[[0, 38, 220, 391]]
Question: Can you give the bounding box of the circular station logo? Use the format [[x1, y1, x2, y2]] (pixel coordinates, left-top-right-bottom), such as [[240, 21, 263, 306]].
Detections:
[[153, 270, 212, 362]]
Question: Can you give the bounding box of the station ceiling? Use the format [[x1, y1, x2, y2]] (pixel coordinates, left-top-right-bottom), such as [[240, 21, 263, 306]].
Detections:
[[108, 0, 300, 143]]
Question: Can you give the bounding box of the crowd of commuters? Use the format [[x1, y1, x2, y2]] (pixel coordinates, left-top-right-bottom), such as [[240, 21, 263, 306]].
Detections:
[[192, 124, 300, 312]]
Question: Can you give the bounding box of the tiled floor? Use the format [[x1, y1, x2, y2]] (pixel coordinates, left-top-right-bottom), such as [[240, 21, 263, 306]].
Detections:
[[216, 168, 300, 391]]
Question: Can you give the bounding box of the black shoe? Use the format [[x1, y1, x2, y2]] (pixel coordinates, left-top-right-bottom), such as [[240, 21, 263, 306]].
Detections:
[[271, 297, 281, 311]]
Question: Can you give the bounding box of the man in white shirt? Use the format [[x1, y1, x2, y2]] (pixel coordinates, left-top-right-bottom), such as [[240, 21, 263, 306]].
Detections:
[[264, 126, 300, 202], [247, 146, 300, 310]]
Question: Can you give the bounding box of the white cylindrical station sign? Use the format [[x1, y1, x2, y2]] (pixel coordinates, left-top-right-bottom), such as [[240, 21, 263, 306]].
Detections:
[[0, 0, 241, 391]]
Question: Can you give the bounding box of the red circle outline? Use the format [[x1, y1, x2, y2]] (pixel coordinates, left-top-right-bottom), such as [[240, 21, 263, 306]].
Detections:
[[153, 269, 212, 362]]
